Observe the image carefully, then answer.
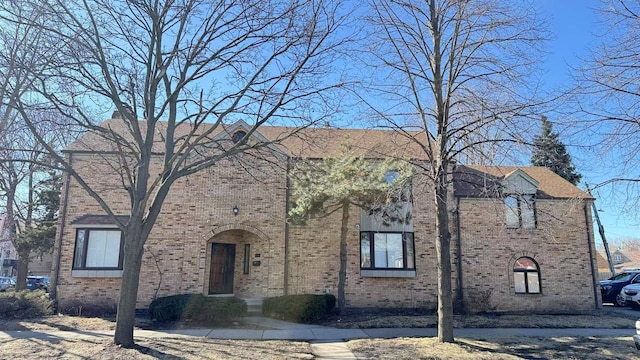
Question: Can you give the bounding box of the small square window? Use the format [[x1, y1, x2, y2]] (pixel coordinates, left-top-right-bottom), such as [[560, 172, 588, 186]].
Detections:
[[505, 194, 536, 229]]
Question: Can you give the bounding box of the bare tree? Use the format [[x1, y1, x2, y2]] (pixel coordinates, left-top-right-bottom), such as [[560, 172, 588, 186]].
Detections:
[[0, 113, 60, 290], [1, 0, 349, 347], [575, 0, 640, 215], [360, 0, 547, 342]]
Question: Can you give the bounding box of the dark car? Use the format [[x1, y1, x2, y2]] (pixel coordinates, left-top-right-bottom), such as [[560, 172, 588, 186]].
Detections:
[[0, 277, 15, 292], [26, 276, 50, 292], [600, 271, 640, 306]]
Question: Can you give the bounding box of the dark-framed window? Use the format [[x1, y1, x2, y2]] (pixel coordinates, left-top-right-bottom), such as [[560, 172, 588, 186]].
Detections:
[[73, 228, 124, 270], [513, 257, 541, 294], [505, 194, 536, 229], [360, 232, 415, 270]]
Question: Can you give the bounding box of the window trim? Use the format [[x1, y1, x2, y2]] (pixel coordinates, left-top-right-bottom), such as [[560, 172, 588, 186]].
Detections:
[[360, 231, 415, 271], [72, 228, 124, 271], [513, 257, 541, 294], [505, 194, 537, 229]]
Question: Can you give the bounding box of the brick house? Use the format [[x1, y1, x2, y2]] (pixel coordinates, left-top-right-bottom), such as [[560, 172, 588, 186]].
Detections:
[[52, 119, 601, 313]]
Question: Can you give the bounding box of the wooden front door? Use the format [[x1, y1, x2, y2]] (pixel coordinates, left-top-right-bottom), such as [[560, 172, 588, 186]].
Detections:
[[209, 243, 236, 294]]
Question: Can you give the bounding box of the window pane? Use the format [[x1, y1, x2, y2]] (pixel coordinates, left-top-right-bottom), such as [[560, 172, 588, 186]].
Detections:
[[514, 272, 526, 293], [373, 233, 388, 268], [505, 196, 519, 228], [73, 230, 86, 269], [386, 233, 403, 268], [404, 233, 414, 269], [514, 257, 537, 270], [521, 195, 536, 229], [86, 230, 121, 268], [360, 234, 371, 268], [527, 272, 540, 293]]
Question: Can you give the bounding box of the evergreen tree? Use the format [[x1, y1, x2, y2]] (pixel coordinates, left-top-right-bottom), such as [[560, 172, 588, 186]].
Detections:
[[531, 116, 582, 185], [289, 143, 412, 313]]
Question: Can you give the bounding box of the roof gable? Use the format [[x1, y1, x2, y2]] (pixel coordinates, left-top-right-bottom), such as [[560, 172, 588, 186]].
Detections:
[[503, 168, 539, 195], [454, 165, 592, 200]]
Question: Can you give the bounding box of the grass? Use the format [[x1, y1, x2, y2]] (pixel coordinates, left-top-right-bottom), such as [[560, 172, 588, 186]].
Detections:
[[320, 308, 638, 329], [347, 336, 637, 359], [0, 308, 637, 359], [0, 338, 314, 359]]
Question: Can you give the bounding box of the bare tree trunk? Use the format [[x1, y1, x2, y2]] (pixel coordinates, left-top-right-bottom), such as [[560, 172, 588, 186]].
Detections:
[[435, 165, 453, 343], [4, 188, 22, 290], [337, 202, 349, 313], [113, 229, 144, 347], [16, 252, 29, 290]]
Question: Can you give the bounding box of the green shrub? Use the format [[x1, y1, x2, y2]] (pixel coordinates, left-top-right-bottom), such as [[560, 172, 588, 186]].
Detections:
[[262, 294, 336, 323], [0, 290, 53, 319], [149, 294, 247, 323]]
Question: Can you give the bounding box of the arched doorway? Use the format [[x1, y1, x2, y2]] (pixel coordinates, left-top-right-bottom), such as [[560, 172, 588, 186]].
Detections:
[[206, 228, 268, 298]]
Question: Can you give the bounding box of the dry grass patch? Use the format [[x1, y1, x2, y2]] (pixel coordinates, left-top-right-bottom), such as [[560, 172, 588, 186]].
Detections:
[[0, 337, 314, 360], [325, 312, 637, 329], [347, 336, 637, 359], [0, 316, 117, 331]]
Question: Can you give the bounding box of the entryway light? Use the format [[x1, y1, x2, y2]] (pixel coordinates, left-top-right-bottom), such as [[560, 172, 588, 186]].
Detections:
[[233, 205, 239, 216]]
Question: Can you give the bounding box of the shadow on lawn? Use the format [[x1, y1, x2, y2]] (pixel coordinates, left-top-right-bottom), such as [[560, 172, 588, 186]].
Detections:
[[456, 336, 635, 360]]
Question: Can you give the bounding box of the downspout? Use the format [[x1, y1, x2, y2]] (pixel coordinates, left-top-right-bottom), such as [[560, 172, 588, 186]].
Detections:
[[584, 200, 600, 309], [51, 152, 72, 308], [455, 196, 464, 312], [283, 157, 291, 295]]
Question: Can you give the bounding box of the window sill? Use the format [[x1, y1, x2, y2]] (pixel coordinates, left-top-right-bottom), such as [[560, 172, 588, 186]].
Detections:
[[71, 270, 123, 278], [360, 269, 416, 278]]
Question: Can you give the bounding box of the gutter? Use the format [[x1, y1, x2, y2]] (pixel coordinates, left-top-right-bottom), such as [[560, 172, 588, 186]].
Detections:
[[52, 152, 72, 307], [283, 157, 291, 295], [584, 200, 600, 309], [455, 195, 464, 311]]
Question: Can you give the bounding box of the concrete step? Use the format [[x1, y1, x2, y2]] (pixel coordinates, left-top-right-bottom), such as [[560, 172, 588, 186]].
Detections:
[[243, 297, 263, 315]]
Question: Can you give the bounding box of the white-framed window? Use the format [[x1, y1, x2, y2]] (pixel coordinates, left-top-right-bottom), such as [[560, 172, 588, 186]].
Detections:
[[505, 194, 536, 229], [73, 229, 123, 270], [513, 257, 541, 294], [360, 232, 415, 270], [614, 254, 622, 263]]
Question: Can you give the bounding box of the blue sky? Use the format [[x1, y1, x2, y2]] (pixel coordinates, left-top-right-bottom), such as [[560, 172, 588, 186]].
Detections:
[[539, 0, 637, 243]]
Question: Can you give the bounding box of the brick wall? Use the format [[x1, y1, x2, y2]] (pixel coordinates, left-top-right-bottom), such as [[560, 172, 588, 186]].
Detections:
[[54, 152, 599, 313], [456, 197, 600, 312]]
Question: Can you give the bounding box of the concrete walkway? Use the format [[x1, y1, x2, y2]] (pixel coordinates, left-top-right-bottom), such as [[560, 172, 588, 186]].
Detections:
[[0, 317, 635, 359]]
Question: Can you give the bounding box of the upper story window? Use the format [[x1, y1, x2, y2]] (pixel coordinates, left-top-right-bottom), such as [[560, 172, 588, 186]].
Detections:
[[614, 254, 622, 263], [73, 228, 124, 270], [231, 130, 247, 143], [505, 194, 536, 229], [513, 257, 541, 294]]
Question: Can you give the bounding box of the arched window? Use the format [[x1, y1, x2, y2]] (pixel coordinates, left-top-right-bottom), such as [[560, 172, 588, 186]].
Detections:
[[513, 257, 541, 294]]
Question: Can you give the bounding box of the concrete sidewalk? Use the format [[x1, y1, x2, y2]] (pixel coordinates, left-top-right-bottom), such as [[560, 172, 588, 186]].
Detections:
[[0, 316, 634, 341], [0, 318, 634, 360]]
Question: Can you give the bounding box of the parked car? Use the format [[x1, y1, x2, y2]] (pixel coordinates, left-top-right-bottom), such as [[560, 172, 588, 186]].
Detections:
[[622, 283, 640, 310], [0, 277, 15, 292], [600, 271, 640, 307], [26, 276, 50, 292]]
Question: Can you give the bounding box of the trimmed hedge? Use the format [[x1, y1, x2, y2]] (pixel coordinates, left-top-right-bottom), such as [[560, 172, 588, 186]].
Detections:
[[149, 294, 247, 323], [0, 290, 53, 319], [262, 294, 336, 323]]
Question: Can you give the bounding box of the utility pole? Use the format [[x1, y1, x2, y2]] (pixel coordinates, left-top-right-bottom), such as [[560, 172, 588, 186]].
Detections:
[[586, 184, 615, 275]]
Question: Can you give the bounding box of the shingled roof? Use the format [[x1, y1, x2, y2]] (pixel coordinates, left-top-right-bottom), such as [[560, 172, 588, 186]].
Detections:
[[454, 165, 593, 200], [64, 118, 431, 160]]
